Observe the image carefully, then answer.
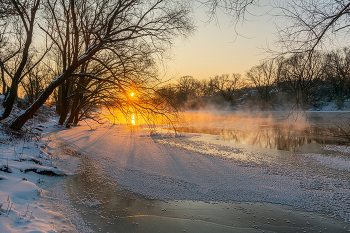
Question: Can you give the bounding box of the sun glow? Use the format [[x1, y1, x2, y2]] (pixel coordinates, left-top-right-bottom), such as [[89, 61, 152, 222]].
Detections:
[[130, 92, 135, 97]]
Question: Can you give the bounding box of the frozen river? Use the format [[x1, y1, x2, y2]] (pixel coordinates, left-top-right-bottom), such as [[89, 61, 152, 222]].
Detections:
[[53, 111, 350, 232]]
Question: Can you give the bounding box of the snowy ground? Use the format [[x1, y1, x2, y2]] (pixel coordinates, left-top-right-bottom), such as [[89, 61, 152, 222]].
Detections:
[[56, 122, 350, 223], [0, 118, 83, 232], [2, 107, 350, 232], [0, 94, 85, 233]]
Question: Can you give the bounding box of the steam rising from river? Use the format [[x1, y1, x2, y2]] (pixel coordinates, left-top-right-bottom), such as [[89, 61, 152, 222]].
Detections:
[[173, 110, 349, 151], [103, 107, 349, 151]]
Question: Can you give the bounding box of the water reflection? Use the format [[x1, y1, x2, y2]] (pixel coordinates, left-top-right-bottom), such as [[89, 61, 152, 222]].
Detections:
[[131, 113, 136, 125], [220, 126, 346, 151], [104, 109, 176, 127], [170, 126, 348, 152], [167, 111, 350, 152]]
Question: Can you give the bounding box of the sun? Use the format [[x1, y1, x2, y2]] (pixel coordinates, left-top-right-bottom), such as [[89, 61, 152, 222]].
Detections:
[[130, 92, 135, 97]]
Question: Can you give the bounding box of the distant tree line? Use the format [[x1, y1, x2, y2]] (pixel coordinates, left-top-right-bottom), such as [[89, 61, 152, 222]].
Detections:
[[159, 48, 350, 111]]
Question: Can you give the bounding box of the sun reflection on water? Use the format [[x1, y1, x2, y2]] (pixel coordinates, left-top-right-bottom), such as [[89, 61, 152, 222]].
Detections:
[[131, 113, 135, 125], [103, 109, 177, 128]]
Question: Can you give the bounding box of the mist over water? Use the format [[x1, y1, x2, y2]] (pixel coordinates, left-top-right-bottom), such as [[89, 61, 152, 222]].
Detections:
[[173, 111, 350, 152], [104, 108, 350, 152]]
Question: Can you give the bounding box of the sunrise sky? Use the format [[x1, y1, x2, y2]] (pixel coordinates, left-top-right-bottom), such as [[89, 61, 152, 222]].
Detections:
[[163, 4, 278, 81]]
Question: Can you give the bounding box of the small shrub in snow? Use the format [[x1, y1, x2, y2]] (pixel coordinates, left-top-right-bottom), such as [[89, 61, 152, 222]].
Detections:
[[0, 164, 12, 173]]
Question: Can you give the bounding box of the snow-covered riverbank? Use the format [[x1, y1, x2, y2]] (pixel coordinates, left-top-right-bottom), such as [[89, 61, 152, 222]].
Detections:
[[0, 118, 83, 232], [56, 122, 350, 223]]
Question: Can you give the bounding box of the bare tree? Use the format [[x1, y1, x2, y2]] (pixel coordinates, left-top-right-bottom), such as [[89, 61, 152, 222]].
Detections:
[[209, 73, 246, 102], [198, 0, 257, 25], [65, 38, 160, 127], [275, 0, 350, 55], [0, 2, 20, 96], [323, 48, 350, 108], [10, 0, 194, 130], [246, 59, 279, 102], [20, 63, 53, 104], [279, 52, 325, 109], [177, 75, 200, 95], [158, 73, 247, 110], [0, 0, 46, 121]]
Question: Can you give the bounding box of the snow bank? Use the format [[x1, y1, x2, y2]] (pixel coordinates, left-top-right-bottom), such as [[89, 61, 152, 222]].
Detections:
[[323, 145, 350, 154], [304, 153, 350, 172], [0, 124, 78, 233]]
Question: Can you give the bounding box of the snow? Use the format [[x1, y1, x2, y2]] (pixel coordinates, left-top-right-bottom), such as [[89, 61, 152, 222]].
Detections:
[[323, 145, 350, 154], [318, 101, 350, 111], [305, 153, 350, 172], [55, 122, 350, 222], [0, 121, 81, 232]]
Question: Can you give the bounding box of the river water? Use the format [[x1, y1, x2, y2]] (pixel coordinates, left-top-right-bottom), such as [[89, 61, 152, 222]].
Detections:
[[172, 111, 350, 151], [52, 111, 350, 233]]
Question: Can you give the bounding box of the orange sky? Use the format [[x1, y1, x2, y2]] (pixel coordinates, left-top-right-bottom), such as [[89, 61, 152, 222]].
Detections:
[[162, 4, 278, 81]]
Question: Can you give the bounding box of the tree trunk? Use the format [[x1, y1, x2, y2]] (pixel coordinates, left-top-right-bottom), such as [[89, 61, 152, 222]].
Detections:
[[56, 84, 63, 114], [58, 100, 70, 124], [58, 80, 71, 125], [65, 75, 84, 127], [10, 43, 102, 130], [73, 111, 80, 125], [10, 74, 67, 130], [1, 66, 6, 95], [65, 105, 80, 128], [65, 96, 79, 127], [0, 80, 18, 119], [0, 0, 39, 120]]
